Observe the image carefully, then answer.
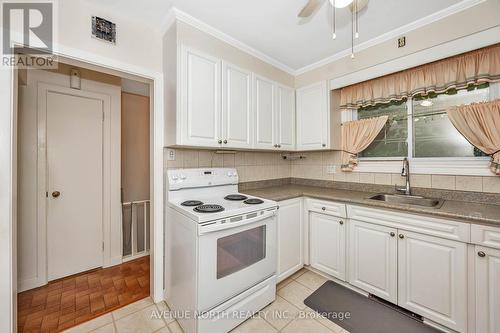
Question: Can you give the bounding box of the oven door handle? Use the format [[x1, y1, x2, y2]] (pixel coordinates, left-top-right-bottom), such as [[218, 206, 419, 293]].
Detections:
[[199, 210, 276, 235]]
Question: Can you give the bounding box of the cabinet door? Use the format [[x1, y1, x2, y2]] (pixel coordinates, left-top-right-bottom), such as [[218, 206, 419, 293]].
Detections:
[[398, 231, 467, 333], [475, 246, 500, 333], [180, 47, 221, 147], [310, 212, 346, 281], [348, 220, 397, 303], [296, 81, 329, 150], [253, 75, 276, 149], [277, 198, 303, 282], [221, 62, 253, 149], [276, 85, 295, 150]]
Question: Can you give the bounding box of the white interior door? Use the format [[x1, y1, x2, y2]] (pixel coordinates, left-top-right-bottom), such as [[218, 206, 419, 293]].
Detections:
[[348, 219, 398, 303], [46, 90, 104, 281]]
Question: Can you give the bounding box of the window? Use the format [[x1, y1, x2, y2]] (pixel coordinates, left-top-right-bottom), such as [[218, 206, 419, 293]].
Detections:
[[357, 85, 491, 159]]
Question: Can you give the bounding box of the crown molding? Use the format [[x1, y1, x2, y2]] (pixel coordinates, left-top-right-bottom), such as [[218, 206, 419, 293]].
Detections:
[[160, 7, 296, 75], [294, 0, 487, 75], [159, 0, 486, 78]]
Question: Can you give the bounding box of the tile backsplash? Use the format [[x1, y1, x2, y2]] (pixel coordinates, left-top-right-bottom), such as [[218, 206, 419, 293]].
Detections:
[[164, 149, 500, 194]]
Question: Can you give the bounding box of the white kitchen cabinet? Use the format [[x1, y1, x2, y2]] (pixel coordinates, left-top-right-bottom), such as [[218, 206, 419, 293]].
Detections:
[[276, 85, 295, 150], [309, 212, 346, 281], [221, 62, 253, 148], [296, 81, 329, 150], [277, 198, 303, 282], [398, 230, 467, 332], [253, 75, 276, 149], [348, 219, 398, 303], [179, 46, 222, 147], [475, 245, 500, 333]]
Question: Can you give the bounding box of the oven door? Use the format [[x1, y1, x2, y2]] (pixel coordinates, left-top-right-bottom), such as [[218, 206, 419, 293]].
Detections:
[[197, 209, 277, 311]]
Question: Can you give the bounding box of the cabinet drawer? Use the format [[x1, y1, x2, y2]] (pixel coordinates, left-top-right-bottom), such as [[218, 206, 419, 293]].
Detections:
[[306, 198, 346, 218], [471, 224, 500, 250], [347, 205, 470, 242]]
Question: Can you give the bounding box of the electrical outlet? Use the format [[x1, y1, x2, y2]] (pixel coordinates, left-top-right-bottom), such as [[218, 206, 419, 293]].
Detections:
[[167, 149, 175, 161], [326, 165, 336, 174], [398, 36, 406, 48]]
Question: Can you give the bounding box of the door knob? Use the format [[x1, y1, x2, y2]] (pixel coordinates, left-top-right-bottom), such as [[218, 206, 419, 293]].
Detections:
[[339, 220, 344, 225], [223, 139, 227, 144], [390, 232, 395, 237], [321, 207, 326, 211], [398, 234, 405, 239], [218, 139, 222, 144], [478, 251, 486, 258], [52, 191, 60, 198]]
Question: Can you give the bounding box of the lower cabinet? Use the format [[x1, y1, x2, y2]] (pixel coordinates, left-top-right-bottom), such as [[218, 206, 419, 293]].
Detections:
[[277, 198, 303, 282], [348, 219, 398, 303], [309, 212, 346, 281], [475, 245, 500, 333], [398, 230, 467, 333]]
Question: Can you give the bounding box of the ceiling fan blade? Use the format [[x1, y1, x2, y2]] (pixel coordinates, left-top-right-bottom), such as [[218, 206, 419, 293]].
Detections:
[[298, 0, 321, 17]]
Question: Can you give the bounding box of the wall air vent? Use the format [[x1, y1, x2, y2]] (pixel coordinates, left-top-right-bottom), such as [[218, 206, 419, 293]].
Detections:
[[92, 16, 116, 44]]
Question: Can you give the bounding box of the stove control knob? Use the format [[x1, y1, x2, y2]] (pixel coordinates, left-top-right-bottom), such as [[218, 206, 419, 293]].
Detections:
[[171, 175, 179, 181], [180, 174, 186, 180]]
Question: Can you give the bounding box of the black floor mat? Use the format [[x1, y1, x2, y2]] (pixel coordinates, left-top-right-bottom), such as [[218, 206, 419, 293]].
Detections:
[[304, 281, 441, 333]]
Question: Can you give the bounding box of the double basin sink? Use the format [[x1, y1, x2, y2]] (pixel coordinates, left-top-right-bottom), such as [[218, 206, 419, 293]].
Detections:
[[367, 193, 445, 209]]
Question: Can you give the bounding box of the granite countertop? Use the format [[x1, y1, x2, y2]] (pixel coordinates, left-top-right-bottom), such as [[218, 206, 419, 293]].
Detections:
[[242, 184, 500, 226]]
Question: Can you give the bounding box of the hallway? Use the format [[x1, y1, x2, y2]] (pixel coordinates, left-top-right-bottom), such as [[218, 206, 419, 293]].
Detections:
[[17, 256, 150, 333]]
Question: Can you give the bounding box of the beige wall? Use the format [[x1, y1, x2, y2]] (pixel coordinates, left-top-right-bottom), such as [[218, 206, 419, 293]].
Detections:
[[175, 21, 295, 87], [165, 148, 291, 182], [295, 0, 500, 88]]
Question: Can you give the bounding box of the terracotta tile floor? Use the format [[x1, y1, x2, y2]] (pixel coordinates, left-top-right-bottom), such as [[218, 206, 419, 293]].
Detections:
[[17, 256, 150, 333]]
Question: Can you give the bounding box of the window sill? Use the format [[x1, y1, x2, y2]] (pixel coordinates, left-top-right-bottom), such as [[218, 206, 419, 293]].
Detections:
[[355, 157, 493, 176]]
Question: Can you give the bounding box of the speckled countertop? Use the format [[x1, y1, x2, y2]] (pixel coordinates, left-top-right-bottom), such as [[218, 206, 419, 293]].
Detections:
[[242, 184, 500, 226]]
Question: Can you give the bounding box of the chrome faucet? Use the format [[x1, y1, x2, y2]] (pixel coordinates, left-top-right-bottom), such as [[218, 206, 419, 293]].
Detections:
[[395, 158, 411, 195]]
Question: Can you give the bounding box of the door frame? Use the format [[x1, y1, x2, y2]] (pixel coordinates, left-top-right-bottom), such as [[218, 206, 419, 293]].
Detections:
[[36, 82, 111, 289], [2, 46, 164, 333]]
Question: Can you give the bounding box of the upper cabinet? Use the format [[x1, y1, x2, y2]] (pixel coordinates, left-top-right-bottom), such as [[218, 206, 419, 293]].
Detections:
[[296, 81, 330, 150], [179, 47, 222, 147], [276, 85, 295, 150], [253, 75, 276, 149], [167, 45, 325, 151], [222, 62, 253, 149]]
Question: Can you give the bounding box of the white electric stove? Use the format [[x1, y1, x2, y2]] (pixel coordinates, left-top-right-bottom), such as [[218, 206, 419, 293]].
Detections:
[[165, 168, 278, 333]]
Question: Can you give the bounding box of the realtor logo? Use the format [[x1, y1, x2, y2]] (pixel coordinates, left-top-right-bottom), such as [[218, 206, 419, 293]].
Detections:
[[2, 1, 57, 68]]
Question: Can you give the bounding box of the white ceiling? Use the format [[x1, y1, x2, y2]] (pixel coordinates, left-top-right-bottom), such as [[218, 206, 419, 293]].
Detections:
[[85, 0, 469, 72]]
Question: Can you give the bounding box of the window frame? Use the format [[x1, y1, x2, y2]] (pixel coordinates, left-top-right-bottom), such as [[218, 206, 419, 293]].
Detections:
[[348, 83, 498, 176]]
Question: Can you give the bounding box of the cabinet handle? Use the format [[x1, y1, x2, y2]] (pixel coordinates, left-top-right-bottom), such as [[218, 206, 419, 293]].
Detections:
[[478, 251, 486, 258], [321, 207, 326, 211], [274, 144, 278, 148], [339, 220, 344, 225], [278, 144, 281, 148], [390, 232, 395, 237], [322, 143, 326, 147], [218, 139, 222, 144], [398, 234, 405, 239], [223, 139, 227, 144]]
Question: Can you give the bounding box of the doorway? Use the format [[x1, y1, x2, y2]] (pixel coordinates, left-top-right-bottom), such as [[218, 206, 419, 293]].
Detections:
[[16, 62, 154, 332]]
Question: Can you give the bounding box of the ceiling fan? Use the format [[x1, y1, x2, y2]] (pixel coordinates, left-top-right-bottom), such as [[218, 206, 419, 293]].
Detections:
[[298, 0, 368, 18], [298, 0, 369, 58]]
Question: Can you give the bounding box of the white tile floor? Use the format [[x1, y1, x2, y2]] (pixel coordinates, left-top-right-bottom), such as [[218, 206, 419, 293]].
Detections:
[[63, 268, 350, 333]]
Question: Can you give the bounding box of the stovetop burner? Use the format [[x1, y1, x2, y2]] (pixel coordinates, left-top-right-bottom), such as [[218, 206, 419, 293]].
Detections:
[[224, 194, 248, 201], [194, 204, 225, 213], [181, 200, 203, 207], [244, 198, 264, 205]]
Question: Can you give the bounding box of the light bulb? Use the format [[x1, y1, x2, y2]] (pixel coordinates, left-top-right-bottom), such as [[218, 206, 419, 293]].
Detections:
[[351, 53, 355, 59], [355, 32, 359, 39], [332, 33, 337, 39]]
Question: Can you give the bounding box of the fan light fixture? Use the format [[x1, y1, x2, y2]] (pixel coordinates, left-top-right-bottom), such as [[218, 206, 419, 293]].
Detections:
[[329, 0, 354, 8]]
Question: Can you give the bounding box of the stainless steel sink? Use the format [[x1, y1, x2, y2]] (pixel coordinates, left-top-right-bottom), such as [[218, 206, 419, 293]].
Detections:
[[367, 193, 445, 209]]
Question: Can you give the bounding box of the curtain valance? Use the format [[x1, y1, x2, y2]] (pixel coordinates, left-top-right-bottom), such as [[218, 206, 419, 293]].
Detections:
[[340, 44, 500, 109], [447, 99, 500, 175]]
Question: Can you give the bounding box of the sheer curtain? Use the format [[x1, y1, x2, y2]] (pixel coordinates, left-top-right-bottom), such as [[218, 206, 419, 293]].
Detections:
[[447, 99, 500, 175]]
